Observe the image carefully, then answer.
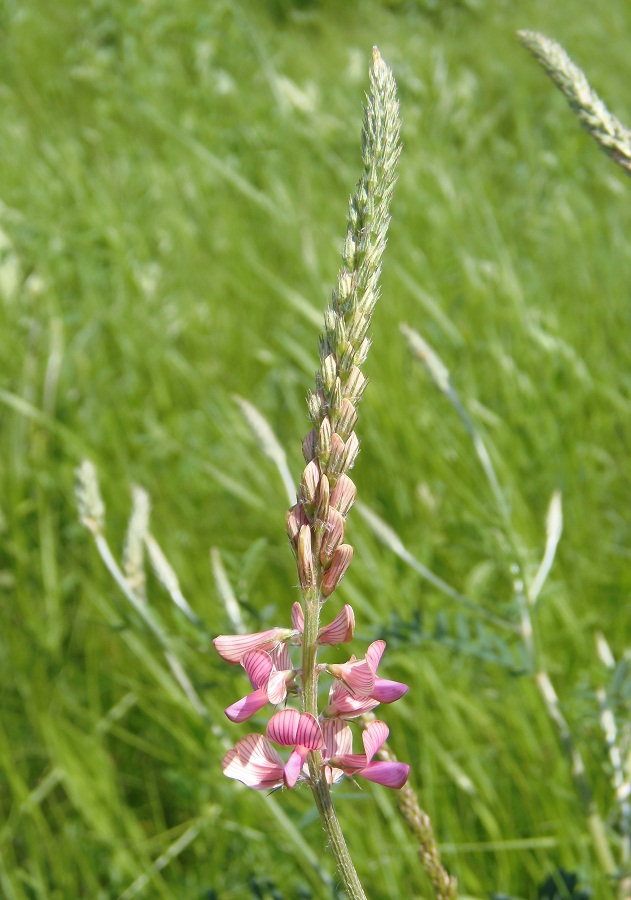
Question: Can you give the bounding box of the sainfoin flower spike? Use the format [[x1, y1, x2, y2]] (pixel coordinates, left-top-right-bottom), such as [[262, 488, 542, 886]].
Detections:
[[214, 48, 407, 900]]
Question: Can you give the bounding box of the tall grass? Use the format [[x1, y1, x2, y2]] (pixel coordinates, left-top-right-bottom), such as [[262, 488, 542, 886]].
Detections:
[[1, 0, 631, 897]]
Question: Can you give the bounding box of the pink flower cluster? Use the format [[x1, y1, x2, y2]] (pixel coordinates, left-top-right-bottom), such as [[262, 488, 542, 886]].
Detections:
[[214, 603, 410, 791]]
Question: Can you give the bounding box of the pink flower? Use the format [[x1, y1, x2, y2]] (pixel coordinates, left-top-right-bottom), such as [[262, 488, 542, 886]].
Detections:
[[222, 709, 325, 791], [321, 719, 409, 790], [213, 626, 296, 665], [291, 602, 355, 645], [324, 640, 408, 719], [224, 645, 296, 724]]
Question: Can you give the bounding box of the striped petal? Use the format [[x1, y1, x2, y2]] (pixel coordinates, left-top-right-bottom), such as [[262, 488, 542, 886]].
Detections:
[[266, 708, 300, 746], [266, 669, 290, 705], [295, 713, 325, 751], [222, 733, 284, 790], [328, 658, 375, 697], [318, 605, 355, 645], [321, 718, 353, 758], [291, 602, 305, 632], [242, 650, 273, 689], [362, 720, 389, 762], [366, 640, 386, 671], [214, 628, 292, 664]]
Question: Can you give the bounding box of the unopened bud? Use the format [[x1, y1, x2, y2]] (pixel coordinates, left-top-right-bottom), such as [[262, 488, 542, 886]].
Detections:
[[327, 433, 346, 479], [302, 428, 317, 462], [330, 474, 357, 517], [307, 389, 326, 425], [339, 340, 355, 372], [299, 460, 320, 509], [330, 377, 343, 418], [286, 503, 309, 547], [315, 474, 330, 523], [324, 307, 337, 336], [342, 432, 360, 472], [343, 233, 356, 269], [337, 270, 354, 305], [321, 544, 354, 597], [335, 398, 357, 441], [348, 311, 370, 346], [345, 366, 367, 405], [353, 337, 371, 367], [318, 417, 332, 466], [297, 524, 315, 590], [320, 508, 345, 565], [321, 354, 337, 391]]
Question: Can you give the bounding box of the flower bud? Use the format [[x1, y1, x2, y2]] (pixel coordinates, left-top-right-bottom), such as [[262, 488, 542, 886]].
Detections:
[[286, 503, 309, 547], [348, 310, 370, 346], [330, 474, 357, 517], [297, 525, 315, 590], [320, 507, 345, 565], [321, 544, 354, 597], [329, 377, 343, 418], [334, 316, 347, 351], [339, 340, 355, 373], [335, 398, 357, 442], [327, 433, 346, 480], [299, 460, 320, 509], [353, 336, 371, 368], [314, 474, 330, 523], [307, 389, 326, 425], [317, 417, 332, 466], [342, 432, 360, 472], [345, 366, 367, 405], [302, 428, 317, 462], [324, 307, 337, 336], [336, 270, 354, 305], [321, 354, 337, 392]]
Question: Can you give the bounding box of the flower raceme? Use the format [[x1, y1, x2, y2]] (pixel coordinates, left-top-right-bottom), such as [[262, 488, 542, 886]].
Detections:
[[221, 709, 410, 792], [214, 602, 409, 789]]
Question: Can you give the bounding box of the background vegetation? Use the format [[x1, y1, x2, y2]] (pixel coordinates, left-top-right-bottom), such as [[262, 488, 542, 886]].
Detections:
[[1, 0, 631, 897]]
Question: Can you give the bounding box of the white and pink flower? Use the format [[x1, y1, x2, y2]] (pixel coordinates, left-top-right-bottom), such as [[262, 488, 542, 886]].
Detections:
[[222, 709, 325, 791]]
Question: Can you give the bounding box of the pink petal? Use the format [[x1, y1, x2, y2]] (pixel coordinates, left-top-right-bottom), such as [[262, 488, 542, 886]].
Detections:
[[266, 670, 289, 705], [270, 643, 292, 671], [266, 708, 300, 746], [362, 720, 389, 762], [222, 734, 284, 790], [365, 640, 386, 672], [318, 604, 355, 645], [321, 718, 353, 759], [329, 658, 375, 697], [359, 761, 410, 790], [291, 602, 304, 632], [242, 650, 273, 689], [372, 677, 408, 703], [283, 747, 306, 789], [295, 713, 325, 751], [331, 753, 368, 773], [324, 681, 380, 719], [214, 628, 292, 664], [321, 544, 354, 598], [224, 687, 270, 723], [320, 508, 345, 565], [329, 473, 357, 517]]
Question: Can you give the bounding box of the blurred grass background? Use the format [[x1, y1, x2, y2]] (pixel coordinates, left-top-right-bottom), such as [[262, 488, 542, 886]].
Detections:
[[1, 0, 631, 897]]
